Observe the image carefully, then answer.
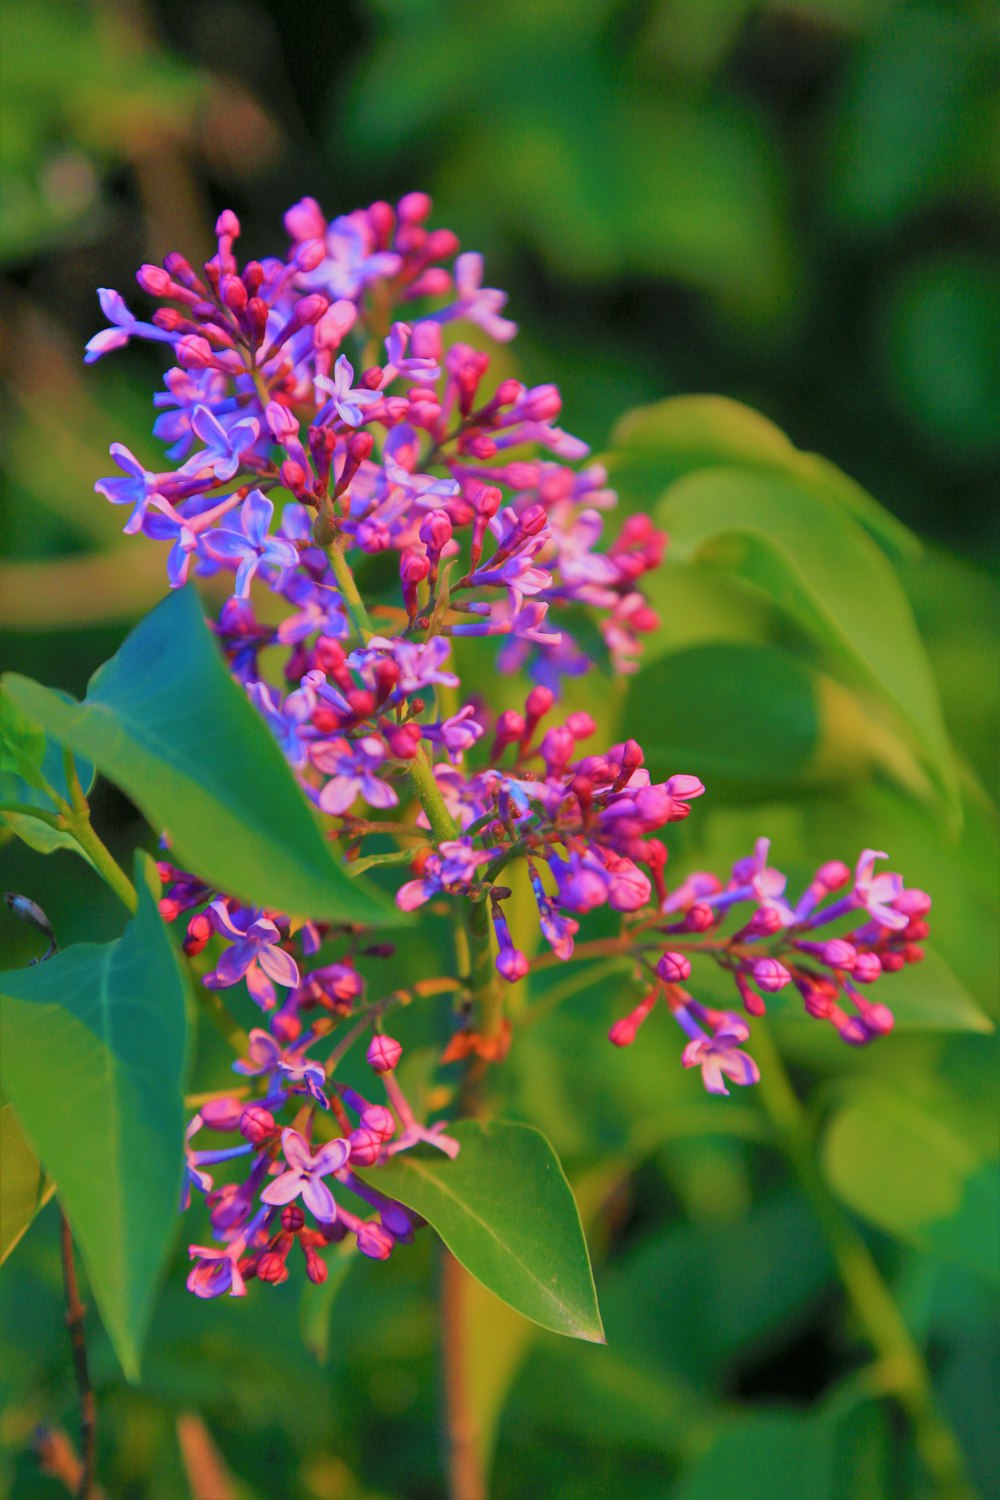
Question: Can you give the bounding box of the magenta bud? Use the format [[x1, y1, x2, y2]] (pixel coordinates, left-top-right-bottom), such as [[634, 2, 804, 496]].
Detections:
[[410, 320, 442, 361], [367, 1034, 403, 1073], [852, 951, 883, 984], [665, 774, 705, 800], [751, 958, 792, 993], [215, 209, 240, 239], [497, 947, 529, 982], [683, 903, 716, 933], [420, 510, 453, 552], [281, 1204, 305, 1233], [285, 196, 325, 241], [608, 1017, 638, 1047], [859, 1001, 894, 1035], [385, 722, 422, 759], [201, 1098, 246, 1131], [398, 191, 432, 223], [304, 1247, 328, 1283], [239, 1105, 276, 1144], [348, 1127, 382, 1165], [815, 860, 851, 891], [361, 1105, 396, 1140], [520, 384, 561, 421], [565, 712, 596, 741], [295, 238, 327, 273], [894, 888, 932, 917], [525, 685, 554, 721], [355, 1222, 395, 1260], [257, 1250, 289, 1284], [657, 951, 692, 985], [137, 264, 173, 296]]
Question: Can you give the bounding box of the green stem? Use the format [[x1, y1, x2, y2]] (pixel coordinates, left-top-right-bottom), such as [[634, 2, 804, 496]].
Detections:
[[58, 750, 138, 914], [325, 539, 376, 643], [0, 802, 64, 828], [68, 819, 138, 913], [753, 1023, 978, 1500]]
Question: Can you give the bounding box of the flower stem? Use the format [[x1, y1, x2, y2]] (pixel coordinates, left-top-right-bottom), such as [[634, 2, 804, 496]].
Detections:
[[753, 1022, 978, 1500], [441, 1249, 486, 1500], [59, 1210, 98, 1500], [325, 538, 376, 643], [61, 749, 138, 913]]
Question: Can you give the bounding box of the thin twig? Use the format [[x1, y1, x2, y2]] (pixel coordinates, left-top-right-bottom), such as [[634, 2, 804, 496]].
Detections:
[[59, 1212, 97, 1500]]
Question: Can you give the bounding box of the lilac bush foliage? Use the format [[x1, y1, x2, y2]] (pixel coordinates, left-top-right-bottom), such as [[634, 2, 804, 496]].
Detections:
[[87, 194, 932, 1298]]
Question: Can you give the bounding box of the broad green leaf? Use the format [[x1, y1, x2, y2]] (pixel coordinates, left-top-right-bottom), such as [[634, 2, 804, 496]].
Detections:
[[822, 1083, 1000, 1282], [627, 642, 821, 789], [0, 1096, 55, 1264], [2, 587, 402, 925], [0, 853, 190, 1377], [654, 468, 957, 812], [0, 684, 96, 861], [674, 1388, 890, 1500], [300, 1242, 358, 1363], [359, 1120, 604, 1343], [606, 394, 918, 559]]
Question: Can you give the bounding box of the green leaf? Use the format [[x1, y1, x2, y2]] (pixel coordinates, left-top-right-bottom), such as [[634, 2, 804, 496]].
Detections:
[[0, 684, 96, 861], [674, 1388, 890, 1500], [0, 853, 190, 1377], [0, 1095, 55, 1264], [654, 467, 957, 813], [2, 587, 402, 925], [359, 1120, 604, 1343], [606, 394, 919, 560], [822, 1083, 1000, 1283], [626, 643, 822, 789]]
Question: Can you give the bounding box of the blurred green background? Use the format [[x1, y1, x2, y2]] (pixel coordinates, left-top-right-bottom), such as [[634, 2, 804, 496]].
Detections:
[[1, 2, 997, 1498]]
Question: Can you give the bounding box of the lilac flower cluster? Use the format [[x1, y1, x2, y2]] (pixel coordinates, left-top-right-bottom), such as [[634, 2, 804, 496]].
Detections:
[[87, 194, 930, 1296]]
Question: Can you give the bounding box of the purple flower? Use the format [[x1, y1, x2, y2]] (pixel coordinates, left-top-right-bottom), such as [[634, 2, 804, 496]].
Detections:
[[305, 215, 402, 300], [247, 678, 318, 766], [204, 901, 300, 1009], [396, 838, 492, 910], [312, 736, 398, 815], [185, 405, 261, 481], [675, 1009, 760, 1097], [316, 355, 380, 426], [202, 489, 299, 597], [384, 321, 441, 383], [359, 636, 458, 695], [421, 705, 484, 762], [260, 1128, 350, 1222], [441, 253, 517, 342], [95, 444, 179, 535], [852, 850, 907, 931], [186, 1241, 248, 1299], [84, 287, 175, 363]]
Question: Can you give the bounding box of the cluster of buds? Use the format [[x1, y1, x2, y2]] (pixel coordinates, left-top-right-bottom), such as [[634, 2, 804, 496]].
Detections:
[[86, 194, 929, 1296]]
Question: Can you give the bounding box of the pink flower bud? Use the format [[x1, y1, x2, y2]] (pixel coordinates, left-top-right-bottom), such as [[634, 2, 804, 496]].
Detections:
[[215, 209, 240, 240], [367, 1035, 402, 1073], [348, 1127, 382, 1166], [281, 1204, 305, 1232], [239, 1105, 276, 1144], [525, 685, 554, 721], [398, 191, 432, 223], [361, 1105, 396, 1140], [355, 1222, 395, 1260], [565, 712, 596, 741], [303, 1247, 327, 1283], [752, 958, 792, 993], [657, 951, 691, 985], [497, 947, 530, 982], [852, 951, 882, 983], [201, 1098, 246, 1131], [608, 1016, 639, 1047]]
